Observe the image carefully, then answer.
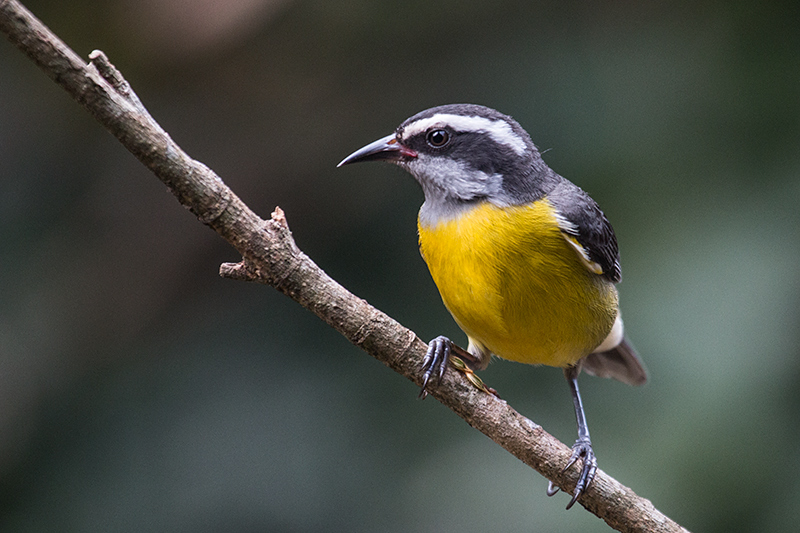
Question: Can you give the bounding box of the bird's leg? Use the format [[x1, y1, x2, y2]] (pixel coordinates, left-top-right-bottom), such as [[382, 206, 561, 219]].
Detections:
[[448, 342, 484, 370], [547, 365, 598, 509]]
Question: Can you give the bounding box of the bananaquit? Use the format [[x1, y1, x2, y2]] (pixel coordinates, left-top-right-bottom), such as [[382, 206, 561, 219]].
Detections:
[[338, 104, 646, 509]]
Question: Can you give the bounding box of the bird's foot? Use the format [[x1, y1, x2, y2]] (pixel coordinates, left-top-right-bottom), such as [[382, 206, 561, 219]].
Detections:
[[419, 336, 451, 399], [546, 437, 597, 510], [419, 337, 497, 399]]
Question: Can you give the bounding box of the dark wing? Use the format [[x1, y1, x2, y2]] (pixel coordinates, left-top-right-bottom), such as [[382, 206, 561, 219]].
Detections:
[[547, 178, 621, 283]]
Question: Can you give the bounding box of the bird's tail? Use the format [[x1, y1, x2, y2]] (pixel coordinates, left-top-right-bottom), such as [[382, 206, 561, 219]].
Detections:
[[582, 337, 648, 386]]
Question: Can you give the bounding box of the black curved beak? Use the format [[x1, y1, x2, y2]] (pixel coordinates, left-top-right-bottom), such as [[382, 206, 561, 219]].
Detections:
[[337, 133, 418, 167]]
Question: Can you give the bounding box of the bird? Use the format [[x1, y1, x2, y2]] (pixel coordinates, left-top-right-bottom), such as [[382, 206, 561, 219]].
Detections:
[[337, 103, 646, 509]]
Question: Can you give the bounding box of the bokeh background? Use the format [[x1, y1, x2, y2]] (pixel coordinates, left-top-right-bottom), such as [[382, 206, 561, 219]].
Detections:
[[2, 1, 799, 531]]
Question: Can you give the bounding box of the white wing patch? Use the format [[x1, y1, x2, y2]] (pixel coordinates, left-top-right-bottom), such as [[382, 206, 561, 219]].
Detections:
[[554, 211, 605, 275], [401, 113, 527, 155]]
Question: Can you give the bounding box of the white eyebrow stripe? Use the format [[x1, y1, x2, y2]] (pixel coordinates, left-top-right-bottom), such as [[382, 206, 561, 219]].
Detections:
[[401, 113, 527, 155]]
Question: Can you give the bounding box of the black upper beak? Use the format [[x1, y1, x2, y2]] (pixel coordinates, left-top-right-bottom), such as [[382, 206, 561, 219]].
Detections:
[[337, 133, 418, 167]]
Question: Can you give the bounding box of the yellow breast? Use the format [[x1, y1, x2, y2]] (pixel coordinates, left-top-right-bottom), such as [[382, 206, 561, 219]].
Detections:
[[418, 199, 618, 367]]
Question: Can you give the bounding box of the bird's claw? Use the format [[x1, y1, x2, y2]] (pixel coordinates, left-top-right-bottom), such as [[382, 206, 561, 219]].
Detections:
[[419, 336, 451, 399], [554, 437, 597, 510]]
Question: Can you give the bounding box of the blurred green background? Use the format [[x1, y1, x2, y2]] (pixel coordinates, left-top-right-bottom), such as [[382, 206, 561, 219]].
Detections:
[[2, 0, 799, 531]]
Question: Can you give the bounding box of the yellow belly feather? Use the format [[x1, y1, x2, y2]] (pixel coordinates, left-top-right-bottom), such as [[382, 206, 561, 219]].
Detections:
[[418, 200, 618, 368]]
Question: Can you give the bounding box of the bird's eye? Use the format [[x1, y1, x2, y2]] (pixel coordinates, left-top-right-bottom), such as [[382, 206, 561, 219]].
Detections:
[[426, 129, 450, 148]]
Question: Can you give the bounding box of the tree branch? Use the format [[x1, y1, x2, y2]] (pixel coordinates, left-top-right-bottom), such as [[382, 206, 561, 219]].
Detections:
[[0, 2, 688, 531]]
